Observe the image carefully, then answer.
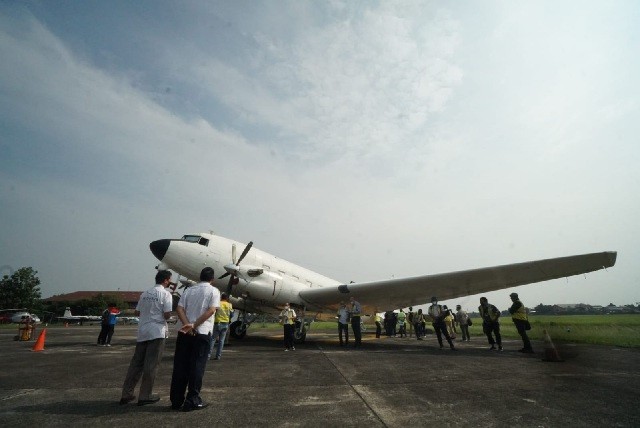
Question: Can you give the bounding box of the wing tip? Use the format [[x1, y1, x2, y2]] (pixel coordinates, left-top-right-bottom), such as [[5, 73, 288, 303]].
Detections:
[[605, 251, 617, 267]]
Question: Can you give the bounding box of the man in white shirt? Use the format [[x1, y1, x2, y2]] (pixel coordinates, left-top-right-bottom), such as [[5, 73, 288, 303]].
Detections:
[[279, 303, 297, 351], [455, 304, 471, 342], [350, 296, 362, 347], [337, 301, 350, 346], [119, 270, 173, 406], [428, 296, 455, 350], [169, 267, 220, 411]]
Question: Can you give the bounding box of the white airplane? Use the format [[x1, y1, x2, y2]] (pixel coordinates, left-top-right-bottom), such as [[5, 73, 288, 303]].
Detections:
[[9, 311, 41, 324], [117, 316, 140, 324], [57, 307, 102, 325], [150, 232, 617, 341]]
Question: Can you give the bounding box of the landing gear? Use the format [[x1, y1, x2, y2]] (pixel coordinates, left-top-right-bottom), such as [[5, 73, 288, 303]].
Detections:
[[294, 312, 313, 344], [230, 320, 247, 339], [294, 323, 307, 343], [229, 312, 257, 339]]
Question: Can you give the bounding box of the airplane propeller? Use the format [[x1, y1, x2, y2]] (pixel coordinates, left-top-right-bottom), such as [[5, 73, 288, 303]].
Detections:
[[218, 241, 253, 295]]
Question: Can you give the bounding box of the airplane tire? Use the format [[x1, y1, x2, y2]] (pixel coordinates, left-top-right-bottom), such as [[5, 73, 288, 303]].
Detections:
[[294, 331, 306, 343], [230, 321, 247, 339]]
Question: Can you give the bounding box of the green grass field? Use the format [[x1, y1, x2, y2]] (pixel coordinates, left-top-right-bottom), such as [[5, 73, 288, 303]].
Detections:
[[462, 314, 640, 348], [256, 315, 640, 348], [497, 314, 640, 348]]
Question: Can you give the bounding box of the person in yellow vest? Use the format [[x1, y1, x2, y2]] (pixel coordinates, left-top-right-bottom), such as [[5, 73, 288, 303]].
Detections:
[[280, 303, 297, 351], [406, 307, 415, 337], [374, 313, 382, 338], [508, 293, 534, 353], [479, 296, 502, 351], [209, 293, 233, 360], [397, 309, 407, 338], [443, 305, 456, 339]]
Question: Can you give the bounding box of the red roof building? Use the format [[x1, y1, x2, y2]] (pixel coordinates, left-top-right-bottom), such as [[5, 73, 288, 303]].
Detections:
[[44, 291, 142, 308]]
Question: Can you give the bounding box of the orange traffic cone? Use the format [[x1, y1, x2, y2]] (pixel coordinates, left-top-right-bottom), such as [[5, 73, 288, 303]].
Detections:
[[541, 329, 563, 362], [32, 328, 46, 352]]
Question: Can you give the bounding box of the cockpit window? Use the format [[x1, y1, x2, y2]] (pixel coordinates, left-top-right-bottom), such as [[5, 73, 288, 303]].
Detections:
[[181, 235, 209, 247]]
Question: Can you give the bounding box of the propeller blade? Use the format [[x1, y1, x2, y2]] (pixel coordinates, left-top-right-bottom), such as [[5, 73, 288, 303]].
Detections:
[[226, 275, 235, 295], [223, 240, 252, 296], [237, 241, 253, 265]]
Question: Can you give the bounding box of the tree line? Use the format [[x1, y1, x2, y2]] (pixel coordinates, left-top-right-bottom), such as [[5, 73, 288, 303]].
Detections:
[[1, 267, 126, 323]]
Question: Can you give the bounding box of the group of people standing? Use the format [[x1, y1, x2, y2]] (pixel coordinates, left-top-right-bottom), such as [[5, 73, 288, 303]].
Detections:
[[119, 267, 233, 411], [355, 293, 534, 354], [334, 297, 363, 347], [373, 303, 471, 344], [96, 303, 120, 346], [478, 292, 534, 353]]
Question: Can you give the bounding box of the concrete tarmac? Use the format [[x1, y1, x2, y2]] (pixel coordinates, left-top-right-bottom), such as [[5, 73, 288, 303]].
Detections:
[[1, 325, 638, 427]]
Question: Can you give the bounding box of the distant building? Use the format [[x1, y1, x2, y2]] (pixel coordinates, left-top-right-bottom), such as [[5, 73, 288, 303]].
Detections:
[[553, 303, 592, 313], [44, 291, 142, 309]]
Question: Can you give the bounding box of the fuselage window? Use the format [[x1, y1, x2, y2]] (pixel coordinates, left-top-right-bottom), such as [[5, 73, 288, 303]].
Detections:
[[182, 235, 201, 243]]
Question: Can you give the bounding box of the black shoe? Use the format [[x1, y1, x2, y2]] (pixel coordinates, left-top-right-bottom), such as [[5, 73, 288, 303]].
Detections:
[[182, 402, 209, 412], [489, 345, 496, 350], [119, 395, 136, 405], [137, 395, 160, 406], [522, 348, 534, 354]]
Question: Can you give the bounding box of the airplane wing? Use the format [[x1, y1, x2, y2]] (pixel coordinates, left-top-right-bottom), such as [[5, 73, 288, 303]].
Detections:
[[57, 315, 102, 322], [298, 251, 617, 313]]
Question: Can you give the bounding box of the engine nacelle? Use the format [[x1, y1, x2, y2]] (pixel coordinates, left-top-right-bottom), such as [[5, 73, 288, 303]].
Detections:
[[232, 267, 279, 301], [234, 266, 304, 305]]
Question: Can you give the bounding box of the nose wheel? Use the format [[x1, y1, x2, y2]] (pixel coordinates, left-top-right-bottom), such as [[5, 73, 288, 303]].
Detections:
[[229, 311, 258, 339], [294, 317, 311, 343], [230, 320, 247, 339]]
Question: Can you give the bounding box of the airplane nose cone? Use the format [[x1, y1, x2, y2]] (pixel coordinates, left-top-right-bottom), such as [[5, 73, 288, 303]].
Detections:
[[150, 239, 171, 261]]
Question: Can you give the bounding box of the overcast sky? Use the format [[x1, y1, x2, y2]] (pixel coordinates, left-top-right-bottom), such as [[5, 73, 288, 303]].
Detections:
[[1, 1, 638, 312]]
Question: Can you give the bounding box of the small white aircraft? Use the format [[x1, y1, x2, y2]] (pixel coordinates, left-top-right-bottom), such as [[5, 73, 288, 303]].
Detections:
[[9, 311, 41, 324], [117, 316, 139, 324], [150, 232, 617, 341], [57, 307, 102, 325]]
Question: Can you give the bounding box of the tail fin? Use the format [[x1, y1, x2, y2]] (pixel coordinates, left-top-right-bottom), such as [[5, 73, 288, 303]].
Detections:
[[63, 307, 72, 318]]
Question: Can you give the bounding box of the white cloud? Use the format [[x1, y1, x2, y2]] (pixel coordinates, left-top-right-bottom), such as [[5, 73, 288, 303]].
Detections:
[[181, 2, 464, 168]]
